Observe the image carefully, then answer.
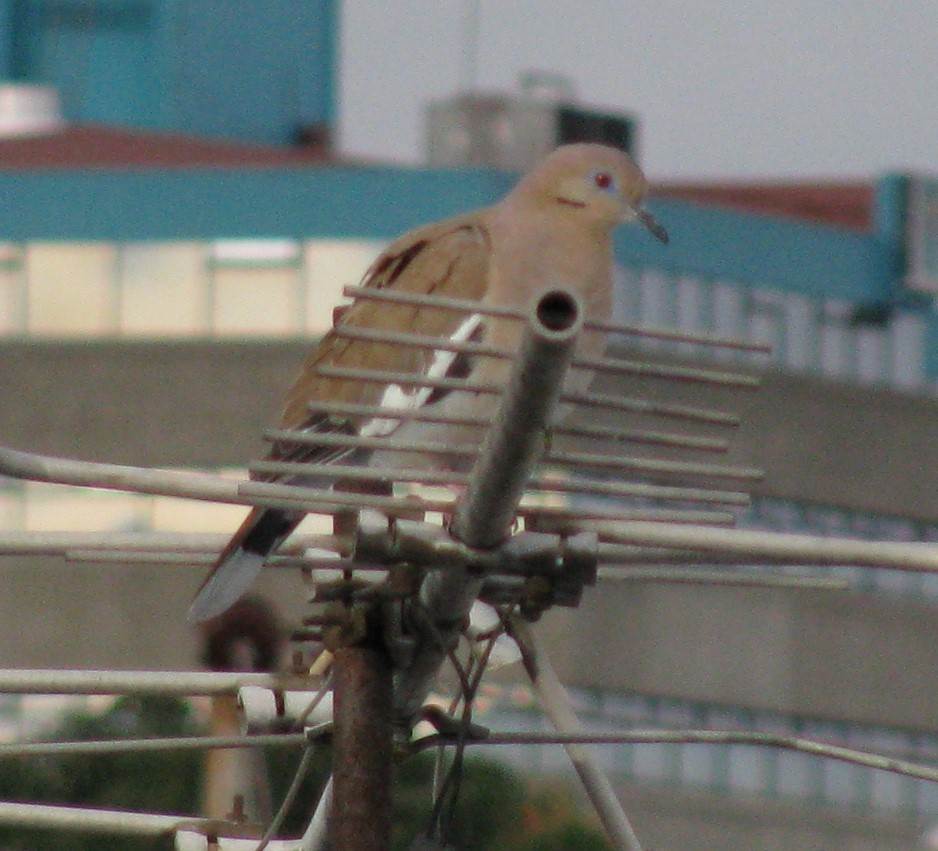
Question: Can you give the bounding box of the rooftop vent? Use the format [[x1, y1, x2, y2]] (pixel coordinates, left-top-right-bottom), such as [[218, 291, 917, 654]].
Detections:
[[427, 74, 636, 171]]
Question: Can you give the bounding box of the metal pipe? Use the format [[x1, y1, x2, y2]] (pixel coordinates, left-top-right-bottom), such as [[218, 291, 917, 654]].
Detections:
[[262, 428, 757, 481], [53, 521, 938, 580], [0, 447, 250, 503], [544, 447, 761, 483], [0, 732, 306, 759], [246, 479, 738, 527], [299, 775, 333, 851], [0, 532, 345, 557], [331, 323, 760, 389], [524, 504, 736, 527], [575, 351, 759, 389], [65, 550, 218, 565], [0, 801, 190, 836], [415, 728, 938, 785], [562, 386, 739, 425], [599, 544, 781, 565], [238, 687, 334, 734], [309, 364, 740, 426], [0, 669, 298, 695], [596, 566, 850, 591], [568, 423, 728, 452], [237, 480, 454, 515], [0, 447, 436, 517], [0, 444, 471, 521], [452, 288, 582, 548], [250, 459, 751, 506], [0, 439, 756, 517], [301, 398, 731, 453], [175, 832, 297, 850], [590, 520, 938, 573], [0, 445, 465, 522], [262, 426, 479, 458], [512, 619, 644, 851], [393, 289, 582, 723], [342, 284, 771, 352], [546, 477, 747, 505], [250, 458, 470, 487], [332, 643, 393, 851], [0, 531, 232, 555]]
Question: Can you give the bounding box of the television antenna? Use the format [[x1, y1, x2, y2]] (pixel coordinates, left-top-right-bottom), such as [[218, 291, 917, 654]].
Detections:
[[2, 286, 938, 849]]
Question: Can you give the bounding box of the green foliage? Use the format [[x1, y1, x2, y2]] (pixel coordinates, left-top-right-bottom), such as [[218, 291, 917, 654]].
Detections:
[[0, 698, 612, 850], [391, 753, 612, 850], [393, 753, 526, 850], [0, 696, 201, 851], [261, 741, 332, 835], [508, 822, 614, 851]]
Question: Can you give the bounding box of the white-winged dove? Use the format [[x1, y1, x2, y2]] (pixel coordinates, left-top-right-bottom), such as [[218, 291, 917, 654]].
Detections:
[[188, 143, 667, 622]]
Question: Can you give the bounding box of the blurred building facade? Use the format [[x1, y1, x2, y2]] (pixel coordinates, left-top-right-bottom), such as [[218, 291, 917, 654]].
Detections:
[[2, 3, 938, 848], [0, 0, 337, 146]]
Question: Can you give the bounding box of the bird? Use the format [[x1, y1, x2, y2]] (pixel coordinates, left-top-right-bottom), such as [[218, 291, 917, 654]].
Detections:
[[188, 143, 668, 622]]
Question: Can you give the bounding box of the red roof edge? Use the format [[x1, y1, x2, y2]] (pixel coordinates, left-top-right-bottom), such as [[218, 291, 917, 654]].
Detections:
[[0, 123, 347, 170], [652, 181, 873, 231]]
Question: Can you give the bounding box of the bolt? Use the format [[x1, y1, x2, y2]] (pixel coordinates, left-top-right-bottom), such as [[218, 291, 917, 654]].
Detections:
[[227, 794, 246, 824]]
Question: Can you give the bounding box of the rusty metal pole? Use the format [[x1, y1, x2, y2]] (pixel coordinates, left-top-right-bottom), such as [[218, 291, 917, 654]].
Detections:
[[331, 636, 393, 851], [331, 287, 583, 846]]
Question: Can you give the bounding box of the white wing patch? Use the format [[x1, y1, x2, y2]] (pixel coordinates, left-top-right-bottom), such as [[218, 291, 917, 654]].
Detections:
[[360, 313, 482, 438]]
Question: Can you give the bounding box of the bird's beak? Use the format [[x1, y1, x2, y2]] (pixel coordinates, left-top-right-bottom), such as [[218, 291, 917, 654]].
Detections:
[[635, 207, 669, 244]]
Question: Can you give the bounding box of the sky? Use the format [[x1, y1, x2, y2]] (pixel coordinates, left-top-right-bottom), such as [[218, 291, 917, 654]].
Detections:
[[337, 0, 938, 180]]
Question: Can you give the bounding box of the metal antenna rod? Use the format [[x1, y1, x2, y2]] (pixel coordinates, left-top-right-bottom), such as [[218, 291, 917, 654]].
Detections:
[[394, 287, 582, 721], [451, 289, 584, 549], [513, 618, 644, 851], [0, 669, 293, 696], [330, 322, 760, 389], [329, 289, 583, 849], [342, 284, 771, 352], [299, 776, 332, 851], [0, 801, 200, 838], [307, 364, 742, 426], [301, 398, 733, 453]]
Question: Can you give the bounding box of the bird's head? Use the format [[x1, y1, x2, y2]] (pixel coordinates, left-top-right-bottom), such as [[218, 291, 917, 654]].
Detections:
[[516, 143, 668, 244]]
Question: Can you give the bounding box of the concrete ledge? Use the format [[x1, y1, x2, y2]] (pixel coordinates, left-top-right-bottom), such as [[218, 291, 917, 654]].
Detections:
[[0, 340, 310, 467], [541, 581, 938, 731], [592, 348, 938, 524], [616, 780, 924, 851]]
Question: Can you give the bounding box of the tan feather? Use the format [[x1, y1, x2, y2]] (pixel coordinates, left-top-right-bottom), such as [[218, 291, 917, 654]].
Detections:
[[280, 216, 491, 430]]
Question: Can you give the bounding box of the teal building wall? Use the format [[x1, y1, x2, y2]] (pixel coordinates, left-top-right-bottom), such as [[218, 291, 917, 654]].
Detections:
[[0, 0, 337, 144]]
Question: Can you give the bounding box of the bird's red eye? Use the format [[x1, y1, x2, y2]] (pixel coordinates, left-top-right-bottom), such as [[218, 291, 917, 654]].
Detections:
[[593, 171, 613, 189]]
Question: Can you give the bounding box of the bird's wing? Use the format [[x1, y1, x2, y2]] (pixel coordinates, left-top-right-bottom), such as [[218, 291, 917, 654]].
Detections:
[[277, 214, 493, 441], [189, 217, 494, 623]]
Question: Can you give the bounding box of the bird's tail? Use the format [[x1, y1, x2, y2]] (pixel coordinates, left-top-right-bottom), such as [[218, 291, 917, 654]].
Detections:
[[188, 507, 301, 622]]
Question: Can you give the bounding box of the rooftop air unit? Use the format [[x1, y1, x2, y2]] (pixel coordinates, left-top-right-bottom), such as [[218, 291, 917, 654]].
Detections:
[[427, 74, 636, 171]]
